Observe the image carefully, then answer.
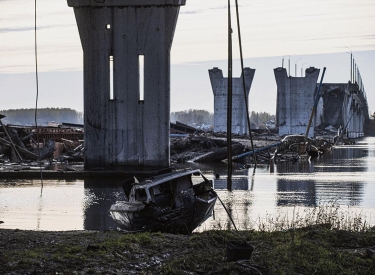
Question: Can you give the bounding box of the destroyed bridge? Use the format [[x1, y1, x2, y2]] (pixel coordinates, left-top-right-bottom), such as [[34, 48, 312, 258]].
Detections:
[[2, 1, 370, 171]]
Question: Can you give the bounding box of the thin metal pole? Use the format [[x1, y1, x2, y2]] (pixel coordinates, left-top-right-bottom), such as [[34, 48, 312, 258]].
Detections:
[[357, 67, 360, 87], [345, 47, 352, 82], [350, 53, 352, 82], [234, 0, 257, 166], [352, 59, 355, 83], [301, 63, 308, 77], [227, 0, 233, 191], [295, 58, 302, 77]]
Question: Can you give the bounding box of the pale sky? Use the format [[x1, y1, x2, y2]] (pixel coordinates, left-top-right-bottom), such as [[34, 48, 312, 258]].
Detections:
[[0, 0, 374, 115]]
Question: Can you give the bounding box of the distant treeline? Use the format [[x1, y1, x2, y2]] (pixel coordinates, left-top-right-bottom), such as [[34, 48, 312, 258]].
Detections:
[[171, 109, 275, 128], [0, 108, 274, 128], [250, 111, 275, 127], [171, 109, 214, 126], [0, 108, 83, 126]]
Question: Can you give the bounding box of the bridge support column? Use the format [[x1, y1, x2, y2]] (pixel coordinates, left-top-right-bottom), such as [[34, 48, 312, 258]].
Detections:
[[208, 67, 255, 135], [274, 67, 320, 137], [67, 0, 186, 169]]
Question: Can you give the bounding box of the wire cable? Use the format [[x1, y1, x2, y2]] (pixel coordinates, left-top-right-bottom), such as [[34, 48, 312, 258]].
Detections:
[[234, 0, 257, 167], [34, 0, 43, 191], [218, 195, 238, 231]]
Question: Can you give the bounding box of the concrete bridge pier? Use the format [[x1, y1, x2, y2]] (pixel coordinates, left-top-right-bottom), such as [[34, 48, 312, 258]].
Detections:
[[209, 67, 256, 135], [274, 67, 320, 137], [67, 0, 186, 169]]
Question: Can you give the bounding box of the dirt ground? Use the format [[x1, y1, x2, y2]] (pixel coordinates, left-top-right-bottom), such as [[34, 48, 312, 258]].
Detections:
[[1, 227, 375, 275], [0, 229, 258, 275]]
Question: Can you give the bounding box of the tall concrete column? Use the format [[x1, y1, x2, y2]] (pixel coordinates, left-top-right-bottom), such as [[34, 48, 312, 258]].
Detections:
[[209, 67, 255, 134], [274, 67, 320, 137], [67, 0, 186, 169]]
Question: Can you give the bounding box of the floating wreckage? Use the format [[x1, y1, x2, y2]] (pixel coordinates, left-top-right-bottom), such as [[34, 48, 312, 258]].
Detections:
[[110, 169, 218, 234]]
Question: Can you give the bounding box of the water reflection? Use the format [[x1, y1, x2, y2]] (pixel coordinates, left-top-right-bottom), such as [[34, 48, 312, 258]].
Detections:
[[276, 161, 316, 207], [83, 179, 126, 230], [1, 137, 375, 231]]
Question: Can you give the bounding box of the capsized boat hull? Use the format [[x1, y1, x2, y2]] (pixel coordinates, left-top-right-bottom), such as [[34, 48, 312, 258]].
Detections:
[[110, 190, 217, 234], [109, 169, 217, 234]]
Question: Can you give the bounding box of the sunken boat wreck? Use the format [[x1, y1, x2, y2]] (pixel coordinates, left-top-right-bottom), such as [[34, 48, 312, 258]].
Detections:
[[110, 168, 218, 234]]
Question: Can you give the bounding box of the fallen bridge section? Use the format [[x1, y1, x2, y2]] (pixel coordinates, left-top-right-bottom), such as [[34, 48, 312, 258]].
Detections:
[[316, 82, 369, 138]]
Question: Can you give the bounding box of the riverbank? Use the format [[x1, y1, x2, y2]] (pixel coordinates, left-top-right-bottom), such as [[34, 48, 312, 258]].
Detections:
[[1, 226, 374, 274]]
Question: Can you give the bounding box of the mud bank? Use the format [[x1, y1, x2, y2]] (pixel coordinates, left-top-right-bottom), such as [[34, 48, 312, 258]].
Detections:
[[1, 227, 374, 274]]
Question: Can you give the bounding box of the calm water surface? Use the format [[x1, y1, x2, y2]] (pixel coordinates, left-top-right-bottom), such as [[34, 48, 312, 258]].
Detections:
[[1, 137, 375, 231]]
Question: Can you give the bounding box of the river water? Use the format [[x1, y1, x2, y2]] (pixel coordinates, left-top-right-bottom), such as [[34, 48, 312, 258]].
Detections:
[[1, 137, 375, 232]]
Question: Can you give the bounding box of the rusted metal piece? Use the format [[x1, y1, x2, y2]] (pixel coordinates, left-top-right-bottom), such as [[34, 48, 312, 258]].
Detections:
[[6, 125, 84, 142]]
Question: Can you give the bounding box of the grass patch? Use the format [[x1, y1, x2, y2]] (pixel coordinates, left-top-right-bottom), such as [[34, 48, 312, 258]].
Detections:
[[1, 203, 374, 274]]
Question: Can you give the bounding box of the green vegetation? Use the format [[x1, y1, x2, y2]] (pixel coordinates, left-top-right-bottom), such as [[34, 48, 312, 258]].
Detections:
[[0, 108, 83, 125], [1, 204, 374, 274], [250, 111, 275, 128], [170, 109, 276, 129], [171, 109, 214, 126], [1, 227, 374, 274]]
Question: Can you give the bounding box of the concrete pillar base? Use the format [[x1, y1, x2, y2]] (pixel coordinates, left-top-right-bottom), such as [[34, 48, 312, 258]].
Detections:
[[68, 0, 186, 169]]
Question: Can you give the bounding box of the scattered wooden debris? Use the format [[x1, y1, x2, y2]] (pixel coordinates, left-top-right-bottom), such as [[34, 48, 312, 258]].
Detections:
[[0, 116, 85, 169], [192, 143, 244, 162]]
